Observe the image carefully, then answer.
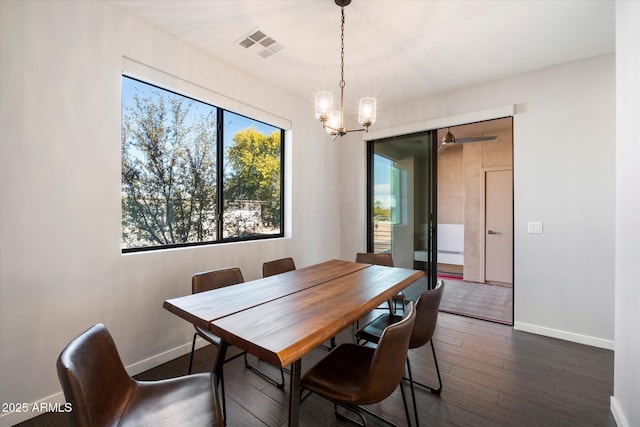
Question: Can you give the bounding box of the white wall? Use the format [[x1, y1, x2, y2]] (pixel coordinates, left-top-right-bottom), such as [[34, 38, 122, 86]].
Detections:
[[0, 1, 341, 425], [611, 2, 640, 426], [340, 54, 616, 349], [0, 1, 627, 425]]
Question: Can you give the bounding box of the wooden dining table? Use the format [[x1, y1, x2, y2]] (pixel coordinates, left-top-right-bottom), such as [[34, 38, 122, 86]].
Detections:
[[163, 259, 424, 426]]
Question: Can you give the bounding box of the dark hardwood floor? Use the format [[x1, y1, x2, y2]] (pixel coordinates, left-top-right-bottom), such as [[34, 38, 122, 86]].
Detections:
[[19, 312, 615, 426]]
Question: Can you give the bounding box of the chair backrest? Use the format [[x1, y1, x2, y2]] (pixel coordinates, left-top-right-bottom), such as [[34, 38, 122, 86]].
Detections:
[[262, 257, 296, 277], [57, 324, 135, 426], [360, 301, 416, 404], [355, 252, 394, 267], [410, 280, 444, 349], [192, 267, 244, 294]]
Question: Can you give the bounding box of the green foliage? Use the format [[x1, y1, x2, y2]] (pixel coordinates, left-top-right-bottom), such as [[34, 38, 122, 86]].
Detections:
[[225, 128, 281, 229], [373, 200, 390, 222]]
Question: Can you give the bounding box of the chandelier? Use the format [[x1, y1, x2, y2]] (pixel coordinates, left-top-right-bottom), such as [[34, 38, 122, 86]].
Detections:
[[315, 0, 376, 139]]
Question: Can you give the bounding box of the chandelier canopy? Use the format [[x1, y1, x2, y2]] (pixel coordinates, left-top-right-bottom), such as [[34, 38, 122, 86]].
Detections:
[[315, 0, 376, 139]]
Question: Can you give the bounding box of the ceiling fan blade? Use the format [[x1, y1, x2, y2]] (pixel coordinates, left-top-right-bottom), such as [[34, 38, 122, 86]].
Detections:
[[456, 135, 497, 143]]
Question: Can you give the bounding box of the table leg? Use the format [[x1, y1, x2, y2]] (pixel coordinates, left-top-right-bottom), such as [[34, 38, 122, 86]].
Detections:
[[215, 342, 229, 424], [288, 359, 301, 427]]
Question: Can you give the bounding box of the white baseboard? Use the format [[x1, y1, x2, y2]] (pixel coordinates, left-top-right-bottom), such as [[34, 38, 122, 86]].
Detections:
[[513, 321, 615, 350], [0, 340, 202, 427], [611, 396, 630, 427], [125, 338, 201, 376]]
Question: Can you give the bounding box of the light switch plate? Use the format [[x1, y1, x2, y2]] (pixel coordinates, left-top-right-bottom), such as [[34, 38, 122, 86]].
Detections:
[[527, 221, 543, 234]]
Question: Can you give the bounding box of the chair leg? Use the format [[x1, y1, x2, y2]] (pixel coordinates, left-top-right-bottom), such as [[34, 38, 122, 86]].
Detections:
[[303, 394, 406, 427], [279, 364, 286, 388], [243, 352, 286, 389], [188, 332, 197, 375], [430, 340, 443, 394], [214, 342, 229, 424], [406, 357, 419, 427], [359, 404, 406, 427], [219, 372, 227, 425], [334, 403, 368, 426], [404, 341, 443, 394], [320, 336, 337, 350], [336, 395, 410, 427], [399, 380, 412, 427]]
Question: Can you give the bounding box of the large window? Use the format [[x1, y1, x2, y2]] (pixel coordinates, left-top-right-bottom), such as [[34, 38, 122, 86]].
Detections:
[[121, 76, 284, 252]]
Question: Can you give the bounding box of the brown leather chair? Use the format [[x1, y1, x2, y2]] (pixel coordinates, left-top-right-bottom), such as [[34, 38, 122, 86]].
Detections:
[[188, 267, 246, 374], [188, 267, 285, 420], [355, 252, 405, 313], [262, 257, 296, 277], [356, 280, 445, 426], [301, 302, 417, 426], [188, 267, 247, 421], [355, 252, 395, 267], [57, 323, 223, 427]]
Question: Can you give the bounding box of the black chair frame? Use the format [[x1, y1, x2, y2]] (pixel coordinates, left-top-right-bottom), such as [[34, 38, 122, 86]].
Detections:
[[356, 281, 444, 427]]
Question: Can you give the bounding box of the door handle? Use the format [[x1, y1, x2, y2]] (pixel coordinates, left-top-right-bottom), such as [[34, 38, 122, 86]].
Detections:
[[487, 230, 499, 235]]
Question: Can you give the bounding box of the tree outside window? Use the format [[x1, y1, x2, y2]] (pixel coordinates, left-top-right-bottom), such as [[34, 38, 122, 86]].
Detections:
[[121, 76, 283, 252]]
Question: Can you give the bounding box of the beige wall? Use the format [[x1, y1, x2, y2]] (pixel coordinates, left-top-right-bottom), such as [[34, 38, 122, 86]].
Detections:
[[0, 2, 341, 424], [340, 54, 615, 352], [437, 143, 464, 224]]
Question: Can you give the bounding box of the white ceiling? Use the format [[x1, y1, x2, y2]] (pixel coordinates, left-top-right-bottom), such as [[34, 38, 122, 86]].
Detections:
[[107, 0, 615, 110]]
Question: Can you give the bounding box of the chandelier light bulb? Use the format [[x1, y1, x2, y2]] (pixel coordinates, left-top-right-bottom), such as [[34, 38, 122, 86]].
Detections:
[[326, 111, 341, 133], [315, 92, 333, 122], [358, 97, 377, 128]]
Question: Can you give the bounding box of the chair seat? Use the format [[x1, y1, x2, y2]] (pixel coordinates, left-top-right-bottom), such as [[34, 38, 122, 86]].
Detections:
[[57, 324, 223, 427], [301, 343, 376, 405], [356, 313, 402, 344], [122, 373, 218, 427], [301, 302, 417, 426]]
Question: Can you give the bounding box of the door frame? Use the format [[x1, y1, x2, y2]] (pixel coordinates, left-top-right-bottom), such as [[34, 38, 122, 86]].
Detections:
[[366, 131, 439, 289], [479, 166, 514, 284]]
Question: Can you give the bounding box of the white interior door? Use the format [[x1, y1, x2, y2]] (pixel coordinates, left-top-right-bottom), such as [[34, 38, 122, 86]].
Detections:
[[484, 168, 513, 284]]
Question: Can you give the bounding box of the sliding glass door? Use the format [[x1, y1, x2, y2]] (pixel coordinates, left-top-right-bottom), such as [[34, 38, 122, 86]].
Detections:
[[367, 131, 438, 288]]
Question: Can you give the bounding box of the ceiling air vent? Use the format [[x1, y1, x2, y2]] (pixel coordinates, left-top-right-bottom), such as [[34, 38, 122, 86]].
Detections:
[[237, 29, 283, 58]]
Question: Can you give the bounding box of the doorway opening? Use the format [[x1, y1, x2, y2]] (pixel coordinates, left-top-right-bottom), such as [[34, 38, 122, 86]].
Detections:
[[436, 117, 513, 325], [366, 117, 513, 324]]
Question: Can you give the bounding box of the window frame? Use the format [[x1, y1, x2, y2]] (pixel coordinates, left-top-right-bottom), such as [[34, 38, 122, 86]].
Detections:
[[121, 75, 285, 253]]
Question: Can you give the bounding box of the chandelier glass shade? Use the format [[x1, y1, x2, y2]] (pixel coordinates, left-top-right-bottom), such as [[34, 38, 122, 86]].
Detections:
[[315, 0, 376, 139], [314, 91, 333, 122]]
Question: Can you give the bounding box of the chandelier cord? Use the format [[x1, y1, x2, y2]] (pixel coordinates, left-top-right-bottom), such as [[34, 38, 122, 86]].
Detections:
[[315, 0, 375, 138], [339, 6, 345, 129], [340, 7, 345, 90]]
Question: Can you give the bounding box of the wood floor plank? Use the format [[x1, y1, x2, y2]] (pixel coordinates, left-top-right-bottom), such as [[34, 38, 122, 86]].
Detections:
[[432, 340, 506, 369], [19, 312, 615, 427], [434, 370, 501, 404], [423, 385, 520, 425], [427, 398, 504, 427], [438, 321, 511, 345]]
